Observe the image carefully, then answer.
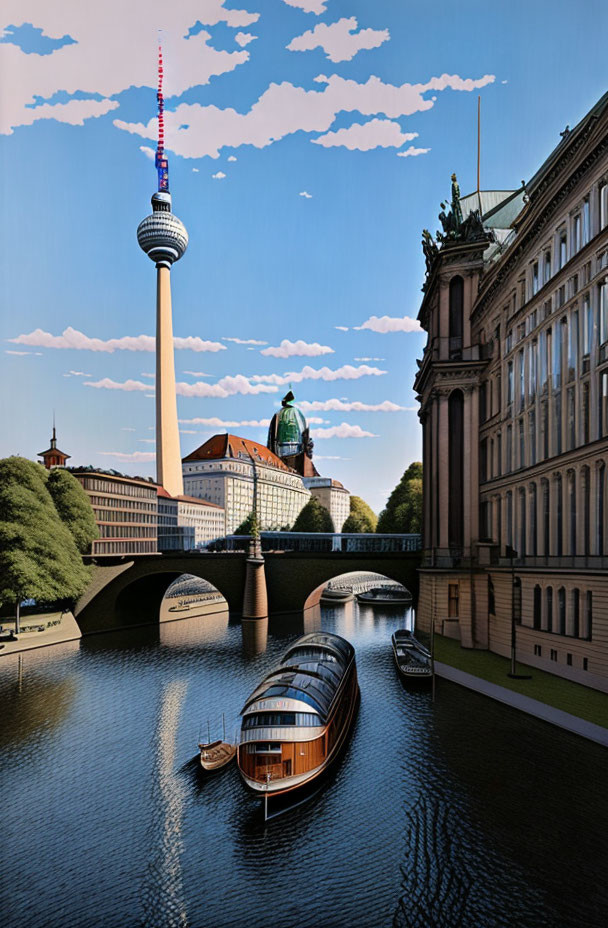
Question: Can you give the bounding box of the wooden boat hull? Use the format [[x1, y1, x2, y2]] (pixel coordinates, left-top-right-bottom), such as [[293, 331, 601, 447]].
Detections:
[[198, 740, 236, 771]]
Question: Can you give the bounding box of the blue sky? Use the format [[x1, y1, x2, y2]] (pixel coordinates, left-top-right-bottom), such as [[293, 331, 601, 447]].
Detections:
[[1, 0, 606, 513]]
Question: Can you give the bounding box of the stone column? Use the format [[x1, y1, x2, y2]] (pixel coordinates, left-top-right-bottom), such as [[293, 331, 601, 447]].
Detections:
[[156, 265, 184, 497]]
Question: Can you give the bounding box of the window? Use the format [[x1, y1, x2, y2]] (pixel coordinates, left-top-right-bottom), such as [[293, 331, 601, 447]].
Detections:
[[546, 587, 553, 632], [448, 584, 459, 617], [555, 474, 563, 557], [542, 478, 550, 556], [519, 419, 525, 469], [559, 233, 567, 269], [534, 644, 542, 656], [558, 588, 566, 635], [585, 591, 593, 640], [572, 589, 580, 638], [530, 482, 537, 555], [529, 340, 537, 400], [543, 252, 551, 285], [601, 373, 608, 439], [567, 387, 576, 451], [582, 197, 590, 246], [582, 466, 591, 556], [572, 213, 581, 254], [497, 432, 502, 477], [488, 577, 496, 615], [529, 409, 536, 466], [550, 648, 558, 661], [600, 281, 608, 347], [506, 426, 513, 473], [583, 658, 589, 671], [582, 383, 590, 444], [533, 585, 542, 629], [507, 361, 514, 404], [449, 276, 464, 359], [506, 491, 513, 548], [567, 653, 572, 667], [601, 183, 608, 230], [532, 262, 539, 295], [518, 349, 525, 412]]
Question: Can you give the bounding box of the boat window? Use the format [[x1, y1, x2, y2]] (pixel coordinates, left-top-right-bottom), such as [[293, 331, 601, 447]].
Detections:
[[246, 743, 282, 753], [243, 712, 321, 729], [263, 685, 324, 713], [285, 647, 340, 665]]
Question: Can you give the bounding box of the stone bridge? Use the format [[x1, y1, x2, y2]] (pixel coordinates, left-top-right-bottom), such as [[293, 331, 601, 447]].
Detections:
[[75, 551, 422, 635]]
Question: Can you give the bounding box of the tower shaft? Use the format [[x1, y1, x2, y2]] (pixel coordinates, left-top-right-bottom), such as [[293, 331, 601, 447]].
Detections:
[[155, 265, 183, 496]]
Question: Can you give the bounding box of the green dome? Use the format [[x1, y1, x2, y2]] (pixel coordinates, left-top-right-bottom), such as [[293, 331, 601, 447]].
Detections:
[[276, 403, 307, 450]]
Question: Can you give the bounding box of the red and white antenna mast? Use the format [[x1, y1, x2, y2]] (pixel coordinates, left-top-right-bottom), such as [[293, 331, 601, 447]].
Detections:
[[155, 41, 169, 192]]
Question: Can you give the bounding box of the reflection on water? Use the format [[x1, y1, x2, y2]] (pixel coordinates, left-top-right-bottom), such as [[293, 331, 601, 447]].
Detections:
[[0, 602, 606, 928]]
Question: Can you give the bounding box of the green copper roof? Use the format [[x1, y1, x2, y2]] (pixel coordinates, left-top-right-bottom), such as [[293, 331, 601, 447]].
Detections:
[[276, 402, 307, 445]]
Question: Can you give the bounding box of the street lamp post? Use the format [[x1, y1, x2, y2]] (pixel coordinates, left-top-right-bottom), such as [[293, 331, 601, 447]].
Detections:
[[506, 545, 531, 680]]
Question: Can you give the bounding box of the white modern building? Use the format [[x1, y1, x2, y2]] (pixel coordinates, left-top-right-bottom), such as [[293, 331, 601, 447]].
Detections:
[[157, 487, 225, 550], [182, 434, 311, 535]]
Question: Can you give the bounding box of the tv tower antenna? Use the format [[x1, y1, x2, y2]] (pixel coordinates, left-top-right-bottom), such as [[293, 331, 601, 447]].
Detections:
[[155, 40, 169, 192]]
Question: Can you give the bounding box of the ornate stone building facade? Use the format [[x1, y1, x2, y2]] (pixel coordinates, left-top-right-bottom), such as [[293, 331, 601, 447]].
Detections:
[[415, 93, 608, 690]]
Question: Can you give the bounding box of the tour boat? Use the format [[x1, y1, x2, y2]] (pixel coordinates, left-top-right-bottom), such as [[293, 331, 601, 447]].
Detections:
[[198, 739, 237, 772], [356, 586, 412, 605], [237, 632, 359, 805], [391, 629, 432, 681]]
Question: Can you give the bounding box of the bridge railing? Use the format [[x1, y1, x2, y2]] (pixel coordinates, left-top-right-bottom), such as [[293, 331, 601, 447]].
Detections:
[[215, 533, 422, 554]]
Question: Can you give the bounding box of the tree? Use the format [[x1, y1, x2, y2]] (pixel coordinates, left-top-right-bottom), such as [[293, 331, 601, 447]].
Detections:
[[343, 495, 377, 533], [377, 462, 423, 534], [47, 468, 99, 553], [0, 458, 92, 627], [292, 497, 335, 533], [234, 512, 258, 535]]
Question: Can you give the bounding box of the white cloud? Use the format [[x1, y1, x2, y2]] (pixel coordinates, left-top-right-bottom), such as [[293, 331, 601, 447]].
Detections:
[[139, 145, 155, 160], [251, 363, 386, 385], [313, 118, 418, 151], [396, 145, 431, 158], [180, 417, 270, 428], [281, 0, 328, 13], [222, 337, 268, 345], [227, 155, 238, 161], [299, 191, 312, 198], [299, 399, 404, 412], [182, 370, 212, 377], [140, 372, 155, 378], [261, 338, 334, 358], [137, 439, 156, 444], [287, 17, 389, 63], [121, 427, 136, 431], [212, 171, 226, 179], [353, 357, 384, 362], [235, 32, 257, 47], [310, 422, 377, 439], [113, 71, 495, 159], [97, 451, 155, 462], [5, 349, 40, 355], [10, 327, 226, 352], [85, 374, 278, 398], [334, 325, 349, 332], [192, 167, 199, 172], [179, 429, 198, 434], [356, 315, 422, 333], [0, 3, 257, 135], [315, 455, 351, 461]]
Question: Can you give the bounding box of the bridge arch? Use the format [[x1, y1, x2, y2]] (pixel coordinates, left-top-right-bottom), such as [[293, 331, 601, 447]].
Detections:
[[302, 569, 412, 612]]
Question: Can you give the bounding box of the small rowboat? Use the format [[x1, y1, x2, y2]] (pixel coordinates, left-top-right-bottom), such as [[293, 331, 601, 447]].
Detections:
[[198, 739, 236, 771], [391, 629, 432, 682]]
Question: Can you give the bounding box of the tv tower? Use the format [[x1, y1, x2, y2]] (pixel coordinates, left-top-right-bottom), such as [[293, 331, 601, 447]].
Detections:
[[137, 43, 188, 497]]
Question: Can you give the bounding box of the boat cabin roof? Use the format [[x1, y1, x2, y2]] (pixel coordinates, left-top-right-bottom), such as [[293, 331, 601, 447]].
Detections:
[[241, 632, 354, 724]]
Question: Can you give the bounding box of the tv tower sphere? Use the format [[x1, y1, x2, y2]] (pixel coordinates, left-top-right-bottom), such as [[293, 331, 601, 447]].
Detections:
[[137, 191, 188, 268]]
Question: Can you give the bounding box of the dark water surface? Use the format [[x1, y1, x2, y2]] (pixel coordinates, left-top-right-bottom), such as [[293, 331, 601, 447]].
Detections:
[[1, 602, 606, 928]]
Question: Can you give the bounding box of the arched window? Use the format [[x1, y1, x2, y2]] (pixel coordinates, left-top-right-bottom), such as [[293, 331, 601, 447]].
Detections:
[[568, 471, 576, 555], [518, 488, 526, 557], [584, 591, 593, 640], [582, 466, 590, 556], [541, 478, 550, 556], [449, 276, 464, 359], [546, 587, 553, 632], [529, 483, 537, 556], [555, 474, 563, 557], [506, 491, 513, 549], [571, 589, 580, 638], [533, 585, 542, 629], [448, 390, 464, 548], [598, 463, 606, 556], [557, 587, 566, 634]]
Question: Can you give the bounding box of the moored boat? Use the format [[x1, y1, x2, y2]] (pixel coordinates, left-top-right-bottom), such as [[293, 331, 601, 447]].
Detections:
[[391, 629, 432, 681], [198, 739, 236, 771], [320, 588, 354, 604], [237, 632, 359, 802], [357, 586, 412, 605]]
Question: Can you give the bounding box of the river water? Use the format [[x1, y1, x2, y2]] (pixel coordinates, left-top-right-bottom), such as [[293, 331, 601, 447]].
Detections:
[[1, 598, 606, 928]]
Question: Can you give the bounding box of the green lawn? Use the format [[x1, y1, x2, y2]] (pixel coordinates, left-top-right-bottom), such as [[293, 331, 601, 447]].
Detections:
[[433, 635, 608, 730]]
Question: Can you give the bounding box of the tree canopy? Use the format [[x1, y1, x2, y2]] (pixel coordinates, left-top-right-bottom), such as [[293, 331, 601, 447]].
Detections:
[[342, 495, 377, 533], [233, 511, 259, 536], [292, 497, 335, 533], [47, 468, 99, 554], [0, 457, 92, 614], [377, 462, 423, 534]]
